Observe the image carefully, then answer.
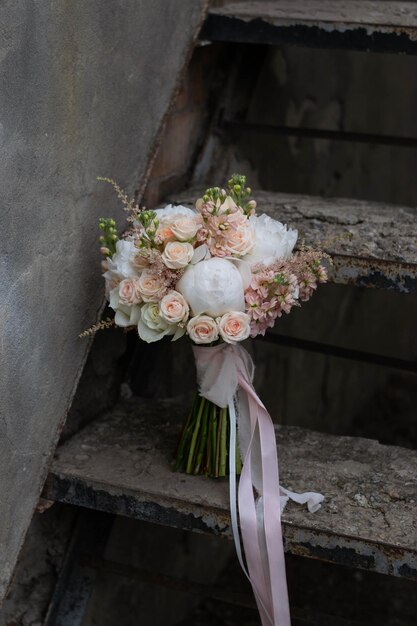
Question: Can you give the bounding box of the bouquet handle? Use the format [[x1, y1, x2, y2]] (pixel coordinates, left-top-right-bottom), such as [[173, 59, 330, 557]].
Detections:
[[193, 343, 324, 626]]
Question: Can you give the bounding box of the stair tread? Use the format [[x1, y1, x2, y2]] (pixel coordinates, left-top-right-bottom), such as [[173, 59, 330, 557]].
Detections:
[[170, 189, 417, 293], [45, 398, 417, 579], [201, 1, 417, 54]]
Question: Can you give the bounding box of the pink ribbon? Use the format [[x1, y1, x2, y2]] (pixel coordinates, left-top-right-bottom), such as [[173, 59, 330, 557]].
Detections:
[[193, 343, 324, 626]]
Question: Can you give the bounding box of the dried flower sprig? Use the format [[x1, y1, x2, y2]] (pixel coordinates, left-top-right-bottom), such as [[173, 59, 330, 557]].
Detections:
[[97, 177, 138, 214], [79, 317, 115, 338]]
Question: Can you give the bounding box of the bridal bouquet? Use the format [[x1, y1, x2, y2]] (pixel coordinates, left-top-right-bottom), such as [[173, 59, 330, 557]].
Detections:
[[97, 175, 327, 626]]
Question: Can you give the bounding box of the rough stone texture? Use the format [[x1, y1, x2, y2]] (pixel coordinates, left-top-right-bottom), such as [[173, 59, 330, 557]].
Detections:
[[0, 0, 208, 604], [209, 1, 417, 27], [45, 398, 417, 578], [0, 505, 76, 626]]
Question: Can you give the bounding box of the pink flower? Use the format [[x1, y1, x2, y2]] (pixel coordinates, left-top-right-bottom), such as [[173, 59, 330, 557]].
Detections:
[[137, 270, 167, 302], [187, 315, 219, 344], [218, 311, 251, 344], [118, 277, 143, 306], [160, 291, 189, 324]]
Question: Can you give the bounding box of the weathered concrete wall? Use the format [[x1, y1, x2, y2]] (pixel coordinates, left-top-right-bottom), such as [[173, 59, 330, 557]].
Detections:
[[0, 0, 207, 603]]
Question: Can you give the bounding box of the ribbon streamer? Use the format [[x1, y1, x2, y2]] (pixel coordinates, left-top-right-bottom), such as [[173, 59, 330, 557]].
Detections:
[[193, 343, 324, 626]]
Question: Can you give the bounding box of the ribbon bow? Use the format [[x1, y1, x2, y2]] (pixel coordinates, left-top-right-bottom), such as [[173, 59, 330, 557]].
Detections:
[[193, 343, 324, 626]]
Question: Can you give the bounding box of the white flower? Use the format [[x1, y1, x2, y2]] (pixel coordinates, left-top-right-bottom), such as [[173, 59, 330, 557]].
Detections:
[[245, 214, 297, 267], [138, 303, 185, 343], [187, 315, 219, 344], [107, 239, 138, 278], [218, 311, 251, 344], [177, 257, 245, 317], [118, 277, 143, 306], [109, 287, 141, 328], [103, 268, 122, 298], [170, 216, 202, 241], [160, 291, 189, 324], [154, 204, 196, 222], [137, 269, 167, 302], [161, 241, 194, 269]]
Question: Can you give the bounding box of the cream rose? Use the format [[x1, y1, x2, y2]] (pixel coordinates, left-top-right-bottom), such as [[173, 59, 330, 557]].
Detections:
[[170, 216, 202, 241], [137, 269, 167, 302], [223, 224, 254, 257], [118, 277, 143, 306], [187, 315, 219, 344], [160, 291, 189, 324], [138, 303, 186, 343], [218, 311, 251, 344], [161, 241, 194, 269]]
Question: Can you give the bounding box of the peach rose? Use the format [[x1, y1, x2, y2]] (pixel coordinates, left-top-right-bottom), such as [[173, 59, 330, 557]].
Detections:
[[223, 224, 254, 257], [187, 315, 219, 344], [118, 277, 143, 305], [218, 311, 251, 344], [171, 216, 202, 241], [162, 241, 194, 269], [137, 269, 167, 302], [156, 223, 176, 244], [160, 290, 189, 324]]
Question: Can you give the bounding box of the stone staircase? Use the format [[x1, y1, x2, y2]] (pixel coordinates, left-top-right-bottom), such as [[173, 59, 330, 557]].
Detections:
[[42, 2, 417, 624]]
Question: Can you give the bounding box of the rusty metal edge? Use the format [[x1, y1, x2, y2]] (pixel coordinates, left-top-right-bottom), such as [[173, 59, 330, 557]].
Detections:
[[43, 471, 417, 581], [330, 254, 417, 293], [200, 13, 417, 54]]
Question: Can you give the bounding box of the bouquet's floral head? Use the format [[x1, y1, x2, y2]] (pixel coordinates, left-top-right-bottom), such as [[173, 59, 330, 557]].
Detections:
[[92, 175, 328, 346]]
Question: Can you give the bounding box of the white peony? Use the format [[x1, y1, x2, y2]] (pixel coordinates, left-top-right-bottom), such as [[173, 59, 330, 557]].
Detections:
[[138, 303, 185, 343], [177, 257, 245, 317], [244, 214, 298, 268], [106, 239, 138, 278], [154, 204, 196, 222]]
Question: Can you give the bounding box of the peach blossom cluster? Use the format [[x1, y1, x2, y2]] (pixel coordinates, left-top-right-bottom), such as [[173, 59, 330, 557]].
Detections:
[[195, 195, 254, 258]]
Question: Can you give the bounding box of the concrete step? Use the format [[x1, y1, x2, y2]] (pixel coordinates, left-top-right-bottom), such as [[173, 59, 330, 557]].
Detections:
[[201, 1, 417, 55], [44, 398, 417, 581]]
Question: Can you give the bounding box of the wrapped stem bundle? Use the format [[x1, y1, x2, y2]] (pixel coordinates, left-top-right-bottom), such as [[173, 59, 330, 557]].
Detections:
[[175, 394, 241, 477]]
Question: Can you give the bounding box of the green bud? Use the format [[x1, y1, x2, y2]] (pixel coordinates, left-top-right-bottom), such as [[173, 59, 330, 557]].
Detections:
[[111, 234, 118, 242], [234, 184, 241, 193], [99, 236, 105, 243]]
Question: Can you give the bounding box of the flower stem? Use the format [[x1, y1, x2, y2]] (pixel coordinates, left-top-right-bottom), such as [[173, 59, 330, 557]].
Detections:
[[174, 394, 198, 471], [219, 407, 228, 477], [194, 400, 209, 474], [175, 395, 241, 478], [186, 396, 206, 474]]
